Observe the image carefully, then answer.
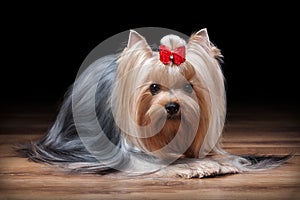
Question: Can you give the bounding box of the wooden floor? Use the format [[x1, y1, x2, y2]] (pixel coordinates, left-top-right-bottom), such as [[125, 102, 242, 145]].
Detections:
[[0, 103, 299, 200]]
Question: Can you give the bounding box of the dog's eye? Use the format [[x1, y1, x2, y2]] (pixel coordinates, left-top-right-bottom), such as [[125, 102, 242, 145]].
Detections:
[[183, 83, 193, 93], [150, 84, 161, 95]]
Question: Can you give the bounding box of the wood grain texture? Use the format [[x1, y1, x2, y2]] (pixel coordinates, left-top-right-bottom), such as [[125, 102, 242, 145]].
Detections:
[[0, 103, 299, 200]]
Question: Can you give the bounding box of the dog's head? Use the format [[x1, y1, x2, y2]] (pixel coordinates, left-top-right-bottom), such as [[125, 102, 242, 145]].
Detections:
[[112, 29, 225, 159]]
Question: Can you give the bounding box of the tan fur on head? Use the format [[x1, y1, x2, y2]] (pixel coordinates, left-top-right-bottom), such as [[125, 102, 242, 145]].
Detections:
[[113, 28, 226, 159]]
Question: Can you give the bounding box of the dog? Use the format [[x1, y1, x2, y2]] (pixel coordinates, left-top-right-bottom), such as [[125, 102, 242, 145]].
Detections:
[[16, 28, 291, 178]]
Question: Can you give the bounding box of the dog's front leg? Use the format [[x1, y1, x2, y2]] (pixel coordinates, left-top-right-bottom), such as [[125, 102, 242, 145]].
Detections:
[[153, 157, 240, 179]]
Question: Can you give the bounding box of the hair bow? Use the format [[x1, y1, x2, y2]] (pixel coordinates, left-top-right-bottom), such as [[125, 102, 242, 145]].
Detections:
[[159, 45, 186, 66]]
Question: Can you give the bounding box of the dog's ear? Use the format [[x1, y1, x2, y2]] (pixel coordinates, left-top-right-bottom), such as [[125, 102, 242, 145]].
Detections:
[[117, 30, 152, 73], [122, 30, 153, 59], [128, 30, 144, 48], [195, 28, 210, 44], [188, 28, 222, 58], [127, 30, 151, 51]]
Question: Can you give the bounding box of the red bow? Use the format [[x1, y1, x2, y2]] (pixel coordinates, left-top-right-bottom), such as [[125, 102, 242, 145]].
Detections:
[[159, 45, 186, 65]]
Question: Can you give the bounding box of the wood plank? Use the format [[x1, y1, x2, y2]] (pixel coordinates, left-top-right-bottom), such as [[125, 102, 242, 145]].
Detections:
[[0, 103, 300, 199]]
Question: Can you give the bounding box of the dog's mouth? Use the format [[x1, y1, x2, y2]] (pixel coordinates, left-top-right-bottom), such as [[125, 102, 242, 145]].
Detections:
[[166, 113, 181, 120]]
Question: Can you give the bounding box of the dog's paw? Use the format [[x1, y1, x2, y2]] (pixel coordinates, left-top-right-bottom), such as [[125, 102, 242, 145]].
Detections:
[[154, 159, 240, 179]]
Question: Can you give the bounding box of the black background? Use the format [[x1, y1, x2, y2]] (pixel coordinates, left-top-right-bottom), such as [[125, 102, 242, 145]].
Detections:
[[1, 3, 299, 108]]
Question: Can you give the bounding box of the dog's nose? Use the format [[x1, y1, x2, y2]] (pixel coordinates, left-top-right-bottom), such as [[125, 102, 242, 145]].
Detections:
[[165, 102, 180, 115]]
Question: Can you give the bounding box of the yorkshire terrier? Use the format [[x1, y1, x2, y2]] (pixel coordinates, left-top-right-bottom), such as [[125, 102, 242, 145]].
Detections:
[[17, 28, 291, 178]]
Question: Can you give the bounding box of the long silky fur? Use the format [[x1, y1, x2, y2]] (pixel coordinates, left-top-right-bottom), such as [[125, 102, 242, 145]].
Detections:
[[16, 55, 131, 174], [15, 29, 291, 175]]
